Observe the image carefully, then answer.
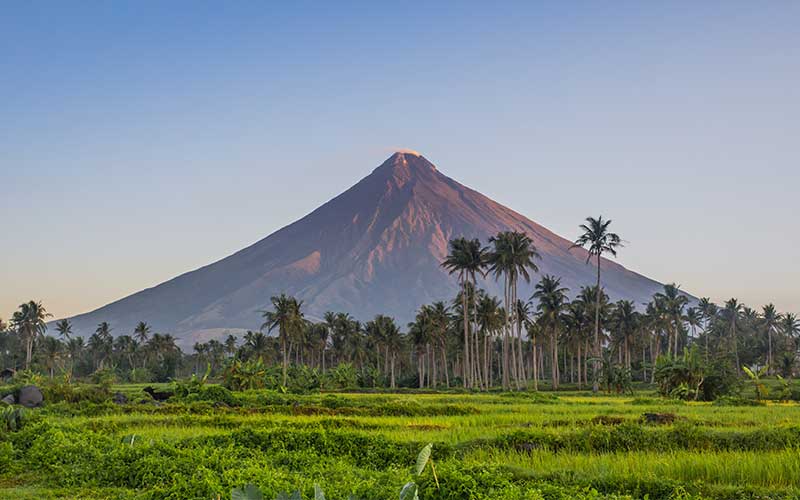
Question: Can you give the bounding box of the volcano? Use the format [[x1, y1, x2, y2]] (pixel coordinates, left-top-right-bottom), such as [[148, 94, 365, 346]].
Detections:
[[65, 152, 665, 344]]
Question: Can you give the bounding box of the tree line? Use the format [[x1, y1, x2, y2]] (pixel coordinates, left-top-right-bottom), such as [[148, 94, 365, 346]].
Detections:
[[2, 216, 798, 390]]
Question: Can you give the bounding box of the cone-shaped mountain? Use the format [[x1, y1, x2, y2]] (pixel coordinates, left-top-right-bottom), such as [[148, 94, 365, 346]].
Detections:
[[65, 152, 665, 344]]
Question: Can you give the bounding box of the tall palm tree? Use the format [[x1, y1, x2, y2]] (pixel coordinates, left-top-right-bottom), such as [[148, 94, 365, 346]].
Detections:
[[442, 237, 486, 389], [781, 313, 800, 363], [66, 336, 84, 374], [224, 334, 238, 358], [487, 231, 540, 390], [762, 304, 779, 374], [11, 300, 51, 369], [91, 322, 113, 369], [609, 300, 639, 369], [55, 319, 72, 341], [427, 302, 451, 388], [368, 315, 402, 388], [40, 336, 64, 378], [114, 335, 138, 371], [134, 322, 151, 344], [261, 294, 304, 386], [654, 284, 689, 356], [532, 275, 568, 389], [685, 308, 702, 344], [572, 216, 623, 392], [724, 299, 742, 372], [477, 294, 503, 388]]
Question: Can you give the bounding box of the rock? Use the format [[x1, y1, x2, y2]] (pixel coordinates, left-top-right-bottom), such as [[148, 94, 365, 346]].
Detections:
[[113, 392, 128, 405], [1, 394, 15, 405], [18, 385, 43, 408], [143, 386, 173, 402]]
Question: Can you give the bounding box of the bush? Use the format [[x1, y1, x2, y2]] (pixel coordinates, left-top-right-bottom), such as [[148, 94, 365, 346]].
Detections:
[[322, 363, 357, 390], [712, 396, 765, 407]]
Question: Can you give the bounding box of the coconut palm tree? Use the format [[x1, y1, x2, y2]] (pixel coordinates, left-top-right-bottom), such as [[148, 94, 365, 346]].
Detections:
[[40, 336, 64, 378], [114, 335, 138, 371], [477, 294, 503, 388], [487, 231, 540, 390], [367, 315, 402, 388], [442, 237, 486, 389], [723, 299, 742, 372], [781, 313, 799, 364], [261, 294, 304, 386], [762, 304, 779, 374], [66, 336, 84, 374], [609, 300, 639, 369], [134, 322, 151, 344], [224, 334, 238, 358], [55, 319, 72, 341], [572, 216, 623, 392], [654, 284, 689, 356], [11, 300, 51, 369], [426, 302, 451, 388], [532, 275, 568, 390]]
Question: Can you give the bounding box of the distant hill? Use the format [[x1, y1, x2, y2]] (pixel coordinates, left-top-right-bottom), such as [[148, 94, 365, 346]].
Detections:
[[64, 152, 667, 345]]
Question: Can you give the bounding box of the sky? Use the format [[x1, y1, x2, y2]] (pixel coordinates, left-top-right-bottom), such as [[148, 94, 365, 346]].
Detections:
[[1, 1, 799, 321]]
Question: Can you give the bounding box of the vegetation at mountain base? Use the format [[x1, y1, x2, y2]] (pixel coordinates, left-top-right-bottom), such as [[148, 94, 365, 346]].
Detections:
[[2, 219, 800, 498]]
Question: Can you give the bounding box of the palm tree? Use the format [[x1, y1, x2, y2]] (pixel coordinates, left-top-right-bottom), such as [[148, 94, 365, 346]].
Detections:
[[224, 334, 238, 358], [55, 319, 72, 341], [90, 322, 113, 369], [532, 275, 568, 389], [11, 300, 51, 369], [781, 313, 799, 367], [40, 336, 64, 378], [367, 315, 402, 388], [654, 284, 689, 356], [610, 300, 639, 369], [114, 335, 138, 371], [261, 294, 304, 386], [572, 216, 623, 392], [427, 302, 451, 388], [724, 299, 742, 372], [487, 231, 540, 390], [442, 237, 486, 389], [762, 304, 779, 374], [66, 336, 84, 374], [477, 294, 503, 388], [134, 322, 151, 344]]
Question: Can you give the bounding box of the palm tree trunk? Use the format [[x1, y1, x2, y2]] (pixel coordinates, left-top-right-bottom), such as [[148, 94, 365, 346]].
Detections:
[[281, 334, 288, 387], [593, 254, 601, 393], [390, 353, 396, 389], [462, 277, 470, 389], [441, 342, 450, 388], [767, 327, 773, 375], [532, 335, 539, 391]]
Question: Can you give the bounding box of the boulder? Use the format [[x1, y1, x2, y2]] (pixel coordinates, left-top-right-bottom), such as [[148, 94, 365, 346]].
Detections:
[[113, 392, 128, 405], [1, 394, 15, 405], [18, 385, 43, 408]]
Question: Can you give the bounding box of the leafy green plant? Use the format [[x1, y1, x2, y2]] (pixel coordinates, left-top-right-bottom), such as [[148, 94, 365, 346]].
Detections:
[[0, 406, 27, 432], [742, 365, 769, 401], [776, 375, 791, 401]]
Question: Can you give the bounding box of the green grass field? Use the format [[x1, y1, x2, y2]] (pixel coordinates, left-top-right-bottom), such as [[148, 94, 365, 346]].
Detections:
[[2, 387, 800, 499]]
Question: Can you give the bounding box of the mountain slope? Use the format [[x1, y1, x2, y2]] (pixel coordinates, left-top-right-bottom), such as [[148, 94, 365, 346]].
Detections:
[[65, 152, 665, 344]]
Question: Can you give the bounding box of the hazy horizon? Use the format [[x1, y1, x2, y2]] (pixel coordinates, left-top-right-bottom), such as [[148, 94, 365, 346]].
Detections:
[[2, 2, 799, 322]]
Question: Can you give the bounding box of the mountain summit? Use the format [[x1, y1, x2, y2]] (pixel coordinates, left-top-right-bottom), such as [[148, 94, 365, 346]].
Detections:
[[65, 152, 664, 344]]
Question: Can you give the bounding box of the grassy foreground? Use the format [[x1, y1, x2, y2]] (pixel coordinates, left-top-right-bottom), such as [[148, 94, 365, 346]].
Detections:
[[2, 387, 800, 499]]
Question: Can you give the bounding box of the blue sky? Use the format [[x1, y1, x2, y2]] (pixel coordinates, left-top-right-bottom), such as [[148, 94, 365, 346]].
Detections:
[[2, 1, 799, 320]]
